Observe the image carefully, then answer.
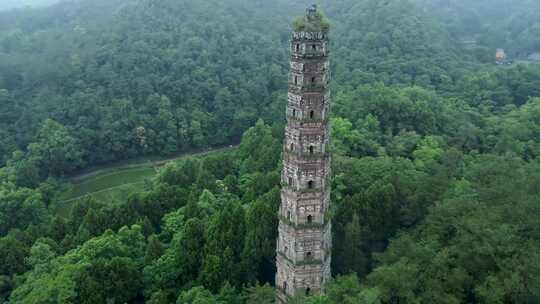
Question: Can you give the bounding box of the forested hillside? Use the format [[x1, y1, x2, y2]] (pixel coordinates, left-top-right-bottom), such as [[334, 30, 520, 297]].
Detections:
[[415, 0, 540, 60], [0, 0, 290, 176], [1, 0, 540, 303]]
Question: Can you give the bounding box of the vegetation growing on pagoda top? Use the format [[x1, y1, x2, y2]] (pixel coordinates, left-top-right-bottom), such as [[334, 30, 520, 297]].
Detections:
[[291, 7, 330, 32]]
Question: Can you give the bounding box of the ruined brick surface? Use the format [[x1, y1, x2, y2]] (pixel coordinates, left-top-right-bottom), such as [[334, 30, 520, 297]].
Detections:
[[276, 6, 331, 301]]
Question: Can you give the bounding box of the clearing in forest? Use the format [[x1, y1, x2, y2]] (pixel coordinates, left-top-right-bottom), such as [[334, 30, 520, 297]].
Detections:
[[56, 146, 235, 216]]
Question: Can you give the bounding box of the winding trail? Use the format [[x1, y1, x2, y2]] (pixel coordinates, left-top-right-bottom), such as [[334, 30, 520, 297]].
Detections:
[[62, 181, 147, 204]]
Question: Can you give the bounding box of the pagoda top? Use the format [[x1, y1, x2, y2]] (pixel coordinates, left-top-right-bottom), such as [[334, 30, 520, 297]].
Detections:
[[291, 4, 330, 32]]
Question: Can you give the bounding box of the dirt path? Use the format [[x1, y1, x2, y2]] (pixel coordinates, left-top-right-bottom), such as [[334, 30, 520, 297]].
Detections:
[[69, 145, 237, 183]]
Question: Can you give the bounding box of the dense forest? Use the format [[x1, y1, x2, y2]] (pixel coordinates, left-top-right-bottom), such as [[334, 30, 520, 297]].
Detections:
[[414, 0, 540, 60], [1, 0, 540, 303]]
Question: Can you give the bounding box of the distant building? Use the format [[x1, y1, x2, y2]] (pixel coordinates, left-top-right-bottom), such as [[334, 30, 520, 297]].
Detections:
[[496, 48, 507, 64]]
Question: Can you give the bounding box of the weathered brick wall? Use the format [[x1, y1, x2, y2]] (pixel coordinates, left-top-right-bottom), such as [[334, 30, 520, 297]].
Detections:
[[276, 5, 332, 301]]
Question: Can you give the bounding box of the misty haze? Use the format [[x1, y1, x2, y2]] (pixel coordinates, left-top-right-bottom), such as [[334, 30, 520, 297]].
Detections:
[[0, 0, 59, 11]]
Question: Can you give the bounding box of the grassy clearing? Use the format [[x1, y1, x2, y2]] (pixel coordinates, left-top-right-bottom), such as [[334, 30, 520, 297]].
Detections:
[[64, 166, 157, 201], [56, 166, 157, 217], [56, 182, 147, 217], [56, 146, 236, 216]]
